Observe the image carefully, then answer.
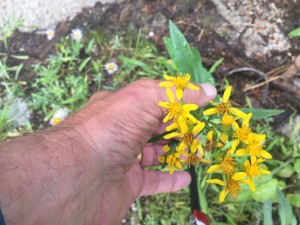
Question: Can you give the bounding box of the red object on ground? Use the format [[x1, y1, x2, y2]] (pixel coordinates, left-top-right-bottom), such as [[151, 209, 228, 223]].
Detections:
[[193, 210, 210, 225]]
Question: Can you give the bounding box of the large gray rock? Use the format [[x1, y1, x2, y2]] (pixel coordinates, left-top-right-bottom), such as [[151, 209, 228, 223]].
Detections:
[[0, 0, 118, 32]]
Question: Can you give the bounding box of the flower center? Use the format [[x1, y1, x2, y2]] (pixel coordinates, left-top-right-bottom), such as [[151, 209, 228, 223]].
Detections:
[[185, 154, 200, 166], [169, 102, 183, 118], [220, 156, 236, 175], [53, 118, 61, 125], [247, 143, 262, 156], [246, 164, 260, 177], [108, 64, 115, 70], [183, 132, 195, 146], [234, 127, 251, 143], [166, 154, 177, 166], [174, 77, 187, 89], [226, 179, 241, 198], [217, 102, 231, 116]]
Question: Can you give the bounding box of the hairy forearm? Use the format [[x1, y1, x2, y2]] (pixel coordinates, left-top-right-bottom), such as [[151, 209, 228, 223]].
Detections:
[[0, 127, 95, 225]]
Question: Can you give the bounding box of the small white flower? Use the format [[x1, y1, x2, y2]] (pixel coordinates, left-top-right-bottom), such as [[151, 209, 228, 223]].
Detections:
[[71, 28, 83, 41], [49, 108, 70, 126], [104, 62, 118, 74], [46, 29, 55, 40], [148, 31, 155, 37]]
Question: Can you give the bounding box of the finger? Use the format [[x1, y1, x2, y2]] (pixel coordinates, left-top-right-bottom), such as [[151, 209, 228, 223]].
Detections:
[[127, 79, 217, 120], [87, 90, 113, 104], [140, 144, 165, 167], [139, 170, 191, 196]]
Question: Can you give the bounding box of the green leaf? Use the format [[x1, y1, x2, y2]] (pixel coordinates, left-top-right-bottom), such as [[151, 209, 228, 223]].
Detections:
[[276, 164, 295, 178], [209, 57, 224, 74], [277, 189, 294, 225], [238, 108, 284, 120], [294, 158, 300, 175], [79, 57, 91, 72], [287, 194, 300, 208], [169, 20, 193, 76], [167, 20, 214, 84], [288, 27, 300, 37], [163, 37, 176, 60], [191, 48, 214, 84], [147, 130, 176, 143], [252, 178, 279, 202], [263, 200, 273, 225]]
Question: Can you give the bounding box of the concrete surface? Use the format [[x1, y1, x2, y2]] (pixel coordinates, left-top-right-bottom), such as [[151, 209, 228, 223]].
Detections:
[[0, 0, 118, 32]]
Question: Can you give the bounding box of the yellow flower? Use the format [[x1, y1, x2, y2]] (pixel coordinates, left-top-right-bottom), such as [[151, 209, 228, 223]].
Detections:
[[158, 88, 198, 123], [164, 118, 205, 155], [221, 113, 237, 127], [207, 155, 237, 176], [203, 86, 247, 118], [230, 113, 253, 154], [207, 172, 247, 202], [204, 130, 224, 151], [180, 152, 210, 167], [159, 74, 199, 100], [236, 134, 272, 161], [158, 145, 182, 174], [244, 157, 270, 191]]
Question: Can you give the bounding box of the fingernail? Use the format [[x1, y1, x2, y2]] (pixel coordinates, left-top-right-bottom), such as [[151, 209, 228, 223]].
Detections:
[[201, 83, 217, 97]]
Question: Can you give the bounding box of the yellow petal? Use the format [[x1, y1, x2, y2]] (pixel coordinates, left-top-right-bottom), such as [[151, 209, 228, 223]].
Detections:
[[230, 140, 240, 154], [158, 102, 170, 108], [207, 131, 213, 141], [193, 121, 205, 133], [163, 113, 172, 123], [261, 150, 272, 159], [159, 81, 174, 87], [260, 169, 271, 175], [186, 83, 199, 90], [203, 108, 218, 116], [198, 144, 204, 156], [175, 161, 183, 169], [233, 121, 240, 131], [166, 88, 175, 102], [184, 73, 191, 80], [223, 86, 232, 103], [163, 74, 173, 81], [178, 141, 186, 152], [191, 140, 199, 153], [252, 133, 266, 143], [166, 122, 178, 131], [206, 179, 225, 185], [182, 104, 198, 111], [164, 132, 181, 139], [242, 113, 252, 127], [169, 165, 174, 175], [176, 88, 184, 100], [249, 179, 256, 192], [178, 117, 188, 133], [236, 149, 247, 156], [229, 107, 248, 119], [207, 164, 221, 173], [232, 172, 247, 180], [219, 189, 228, 202]]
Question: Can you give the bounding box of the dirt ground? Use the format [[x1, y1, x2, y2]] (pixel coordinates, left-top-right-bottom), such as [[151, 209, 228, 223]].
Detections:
[[3, 0, 300, 127]]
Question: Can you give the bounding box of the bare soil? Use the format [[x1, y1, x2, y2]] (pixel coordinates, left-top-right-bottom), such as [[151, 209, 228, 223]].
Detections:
[[2, 0, 300, 127]]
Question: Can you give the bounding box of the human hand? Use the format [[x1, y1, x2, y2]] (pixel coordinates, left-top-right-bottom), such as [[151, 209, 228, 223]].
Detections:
[[0, 79, 216, 225]]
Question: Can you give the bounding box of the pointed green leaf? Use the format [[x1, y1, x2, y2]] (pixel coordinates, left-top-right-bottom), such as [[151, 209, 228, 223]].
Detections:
[[277, 189, 294, 225], [263, 200, 273, 225], [288, 27, 300, 37], [238, 108, 284, 120], [287, 194, 300, 208]]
